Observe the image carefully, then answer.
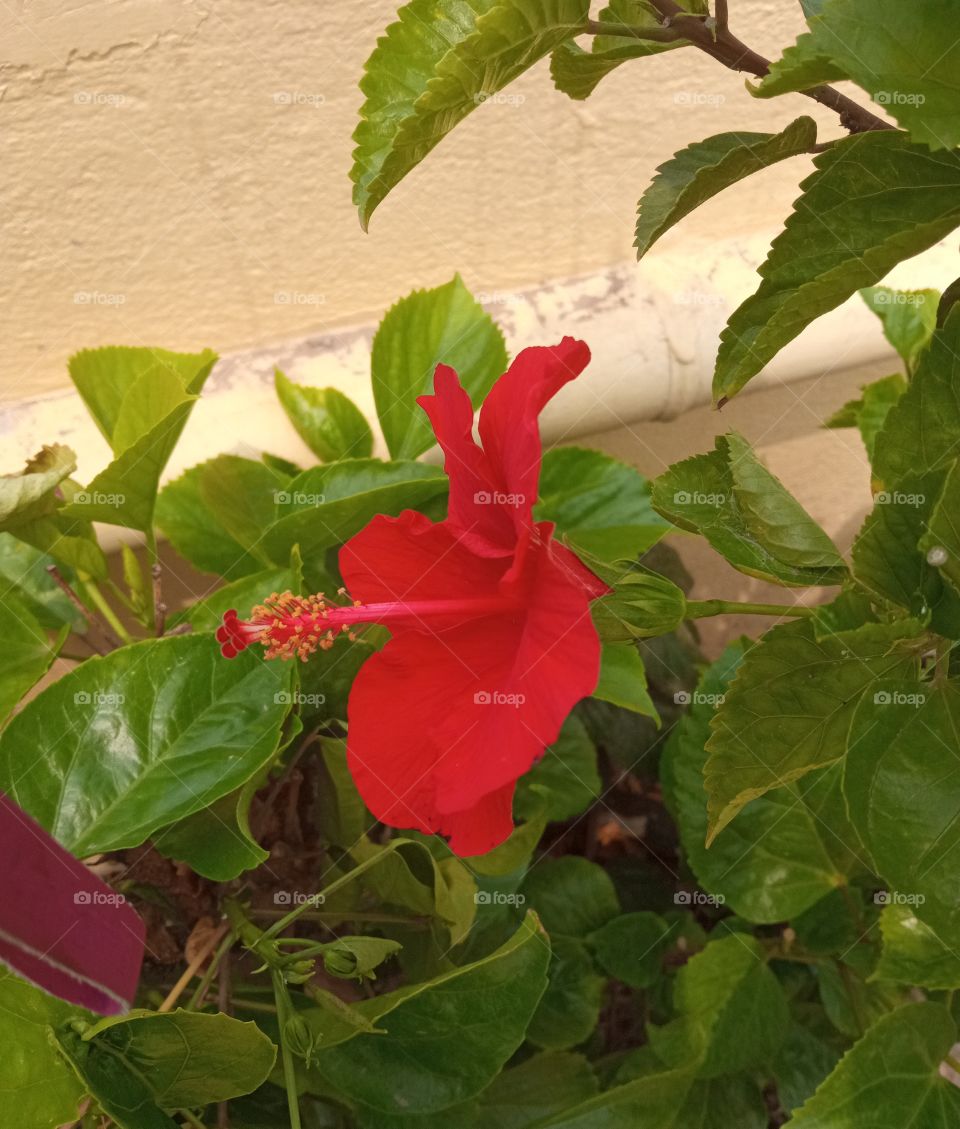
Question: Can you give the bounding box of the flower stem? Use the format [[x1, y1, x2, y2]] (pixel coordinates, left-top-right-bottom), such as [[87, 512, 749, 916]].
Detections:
[[81, 579, 134, 645], [272, 970, 303, 1129], [685, 599, 815, 620]]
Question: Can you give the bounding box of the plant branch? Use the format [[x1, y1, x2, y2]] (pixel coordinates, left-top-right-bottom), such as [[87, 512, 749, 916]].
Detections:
[[685, 599, 815, 620], [45, 566, 109, 653], [152, 563, 167, 636], [588, 0, 893, 135]]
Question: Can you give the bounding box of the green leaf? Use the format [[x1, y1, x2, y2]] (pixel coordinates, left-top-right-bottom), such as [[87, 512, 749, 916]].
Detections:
[[155, 461, 275, 579], [789, 1003, 960, 1126], [748, 30, 846, 97], [772, 1023, 843, 1116], [352, 1, 589, 228], [714, 135, 960, 402], [197, 456, 289, 564], [516, 714, 601, 823], [528, 1065, 698, 1128], [527, 936, 605, 1050], [306, 913, 550, 1114], [817, 960, 903, 1040], [83, 1008, 276, 1107], [860, 286, 939, 370], [275, 370, 373, 461], [0, 534, 86, 630], [0, 593, 66, 727], [634, 117, 817, 259], [793, 0, 960, 151], [479, 1051, 598, 1128], [648, 935, 789, 1078], [0, 444, 76, 527], [874, 903, 960, 990], [921, 460, 960, 598], [261, 459, 448, 563], [589, 911, 670, 988], [521, 857, 620, 938], [550, 0, 702, 100], [662, 642, 858, 923], [63, 347, 217, 530], [593, 643, 658, 721], [844, 680, 960, 939], [589, 561, 687, 642], [825, 373, 907, 464], [704, 617, 919, 842], [651, 434, 846, 586], [0, 971, 86, 1129], [0, 634, 293, 855], [370, 275, 507, 459], [537, 447, 671, 563], [614, 1061, 767, 1129], [873, 309, 960, 487]]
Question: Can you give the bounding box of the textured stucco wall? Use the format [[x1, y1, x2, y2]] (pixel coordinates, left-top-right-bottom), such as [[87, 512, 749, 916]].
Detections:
[[2, 0, 841, 401]]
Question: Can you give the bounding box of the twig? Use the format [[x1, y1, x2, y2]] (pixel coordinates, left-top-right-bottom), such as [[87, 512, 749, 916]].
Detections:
[[714, 0, 728, 32], [152, 563, 166, 636], [45, 565, 110, 652], [217, 947, 232, 1129], [591, 0, 894, 135], [159, 922, 230, 1012]]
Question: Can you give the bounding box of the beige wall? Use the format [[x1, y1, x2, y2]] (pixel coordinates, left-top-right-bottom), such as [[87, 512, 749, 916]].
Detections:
[[2, 0, 841, 401]]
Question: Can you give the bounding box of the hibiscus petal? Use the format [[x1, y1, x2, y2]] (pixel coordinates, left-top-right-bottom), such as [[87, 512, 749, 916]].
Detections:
[[0, 793, 144, 1014]]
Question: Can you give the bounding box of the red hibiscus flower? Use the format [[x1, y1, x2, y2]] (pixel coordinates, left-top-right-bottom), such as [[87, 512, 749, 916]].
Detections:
[[219, 338, 608, 855]]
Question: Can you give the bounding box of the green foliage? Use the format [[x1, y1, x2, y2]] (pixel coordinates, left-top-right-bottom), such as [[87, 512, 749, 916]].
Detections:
[[0, 592, 67, 726], [275, 370, 373, 461], [370, 274, 507, 460]]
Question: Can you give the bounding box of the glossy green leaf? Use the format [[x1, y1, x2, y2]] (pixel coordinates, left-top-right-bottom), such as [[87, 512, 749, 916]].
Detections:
[[527, 936, 604, 1050], [845, 680, 960, 939], [307, 913, 550, 1114], [83, 1008, 276, 1107], [156, 460, 276, 579], [261, 459, 448, 563], [825, 373, 907, 463], [352, 1, 589, 228], [589, 911, 670, 988], [521, 857, 620, 938], [0, 593, 66, 727], [635, 117, 816, 259], [370, 275, 506, 459], [275, 370, 373, 461], [537, 446, 671, 563], [480, 1051, 598, 1127], [662, 642, 858, 922], [550, 0, 703, 100], [860, 286, 939, 370], [652, 434, 846, 586], [704, 617, 919, 841], [0, 534, 85, 631], [516, 714, 600, 823], [873, 309, 960, 485], [593, 643, 658, 721], [648, 935, 789, 1078], [63, 347, 216, 529], [874, 904, 960, 990], [789, 1003, 960, 1126], [0, 972, 86, 1129], [714, 135, 960, 402], [0, 634, 293, 855]]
